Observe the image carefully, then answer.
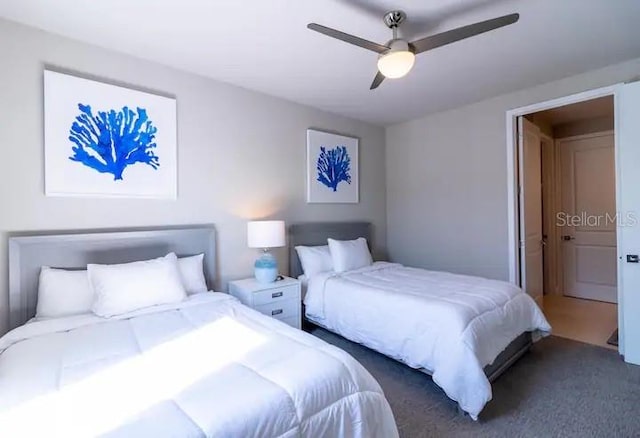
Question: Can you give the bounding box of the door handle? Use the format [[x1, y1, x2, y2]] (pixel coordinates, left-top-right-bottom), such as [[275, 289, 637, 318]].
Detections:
[[561, 235, 575, 241]]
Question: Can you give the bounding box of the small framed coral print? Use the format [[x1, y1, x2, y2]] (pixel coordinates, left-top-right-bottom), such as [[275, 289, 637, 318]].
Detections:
[[44, 70, 177, 198], [306, 129, 359, 203]]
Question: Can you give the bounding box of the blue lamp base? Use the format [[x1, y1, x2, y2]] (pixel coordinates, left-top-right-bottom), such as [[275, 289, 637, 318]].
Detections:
[[254, 250, 278, 283]]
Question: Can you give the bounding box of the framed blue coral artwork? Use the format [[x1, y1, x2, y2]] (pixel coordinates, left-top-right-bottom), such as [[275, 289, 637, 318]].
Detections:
[[306, 129, 359, 203], [44, 70, 177, 198]]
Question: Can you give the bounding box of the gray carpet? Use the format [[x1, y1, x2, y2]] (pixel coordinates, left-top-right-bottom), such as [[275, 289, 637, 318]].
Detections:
[[311, 328, 640, 438]]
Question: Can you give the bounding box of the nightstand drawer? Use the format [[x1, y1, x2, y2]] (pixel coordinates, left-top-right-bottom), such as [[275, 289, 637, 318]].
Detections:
[[255, 298, 299, 320], [253, 284, 299, 305], [280, 315, 301, 329]]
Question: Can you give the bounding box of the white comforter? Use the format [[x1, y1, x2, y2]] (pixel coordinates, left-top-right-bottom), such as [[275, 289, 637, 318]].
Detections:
[[0, 293, 398, 438], [304, 262, 551, 420]]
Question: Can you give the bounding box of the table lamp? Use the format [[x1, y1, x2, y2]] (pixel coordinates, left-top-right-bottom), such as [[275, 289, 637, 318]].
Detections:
[[247, 220, 285, 283]]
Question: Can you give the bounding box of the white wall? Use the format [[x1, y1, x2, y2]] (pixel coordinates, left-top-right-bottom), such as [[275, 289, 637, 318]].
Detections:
[[386, 57, 640, 281], [0, 19, 387, 334]]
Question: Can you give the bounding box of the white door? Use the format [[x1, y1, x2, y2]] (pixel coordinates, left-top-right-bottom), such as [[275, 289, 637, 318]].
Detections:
[[559, 133, 617, 303], [618, 81, 640, 364], [518, 117, 544, 303]]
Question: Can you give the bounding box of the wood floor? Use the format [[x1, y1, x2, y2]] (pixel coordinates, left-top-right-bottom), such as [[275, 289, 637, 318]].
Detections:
[[542, 294, 618, 350]]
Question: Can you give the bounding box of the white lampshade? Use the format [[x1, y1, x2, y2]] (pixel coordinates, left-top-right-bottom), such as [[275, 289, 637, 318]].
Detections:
[[377, 40, 415, 79], [247, 220, 285, 249]]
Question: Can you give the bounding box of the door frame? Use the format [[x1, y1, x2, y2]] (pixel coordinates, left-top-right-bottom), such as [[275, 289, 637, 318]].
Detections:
[[505, 84, 623, 353]]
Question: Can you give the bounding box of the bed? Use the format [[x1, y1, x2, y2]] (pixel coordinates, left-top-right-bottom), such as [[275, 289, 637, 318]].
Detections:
[[289, 222, 551, 420], [1, 227, 398, 437]]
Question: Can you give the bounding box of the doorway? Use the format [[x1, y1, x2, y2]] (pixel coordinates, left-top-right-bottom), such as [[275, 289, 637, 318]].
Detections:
[[518, 96, 618, 349], [507, 82, 640, 365]]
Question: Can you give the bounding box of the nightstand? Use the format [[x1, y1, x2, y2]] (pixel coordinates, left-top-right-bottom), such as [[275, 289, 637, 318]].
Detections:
[[228, 277, 301, 329]]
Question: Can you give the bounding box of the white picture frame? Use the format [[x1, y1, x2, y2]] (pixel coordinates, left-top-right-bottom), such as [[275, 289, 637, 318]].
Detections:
[[44, 70, 177, 199], [306, 129, 359, 203]]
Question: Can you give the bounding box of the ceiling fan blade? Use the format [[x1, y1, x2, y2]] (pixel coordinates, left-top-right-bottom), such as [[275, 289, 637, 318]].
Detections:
[[308, 23, 389, 54], [409, 13, 519, 54], [370, 71, 385, 90]]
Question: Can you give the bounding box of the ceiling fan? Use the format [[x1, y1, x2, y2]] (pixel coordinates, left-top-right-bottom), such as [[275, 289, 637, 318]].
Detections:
[[307, 11, 519, 90]]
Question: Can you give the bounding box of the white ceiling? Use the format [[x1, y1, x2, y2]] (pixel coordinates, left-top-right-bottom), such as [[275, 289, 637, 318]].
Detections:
[[1, 0, 640, 126]]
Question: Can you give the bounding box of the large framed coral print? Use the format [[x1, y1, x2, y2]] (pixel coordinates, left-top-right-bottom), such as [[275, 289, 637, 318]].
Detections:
[[306, 129, 359, 203], [44, 70, 177, 198]]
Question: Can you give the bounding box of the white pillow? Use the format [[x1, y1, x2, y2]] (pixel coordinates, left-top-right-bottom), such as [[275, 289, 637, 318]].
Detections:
[[327, 237, 373, 273], [177, 253, 208, 294], [295, 245, 333, 277], [36, 267, 94, 318], [89, 253, 186, 317]]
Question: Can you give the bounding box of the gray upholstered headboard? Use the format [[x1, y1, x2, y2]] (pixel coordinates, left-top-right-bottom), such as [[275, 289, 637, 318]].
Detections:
[[8, 226, 216, 330], [288, 222, 372, 279]]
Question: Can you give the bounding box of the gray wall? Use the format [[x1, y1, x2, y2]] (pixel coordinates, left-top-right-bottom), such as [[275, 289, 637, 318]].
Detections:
[[386, 57, 640, 281], [0, 19, 387, 334]]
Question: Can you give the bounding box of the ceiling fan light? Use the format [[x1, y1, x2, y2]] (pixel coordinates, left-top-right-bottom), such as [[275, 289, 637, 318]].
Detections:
[[377, 49, 415, 79]]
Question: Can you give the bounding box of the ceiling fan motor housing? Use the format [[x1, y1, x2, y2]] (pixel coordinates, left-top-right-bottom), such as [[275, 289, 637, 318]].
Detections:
[[385, 39, 411, 54]]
